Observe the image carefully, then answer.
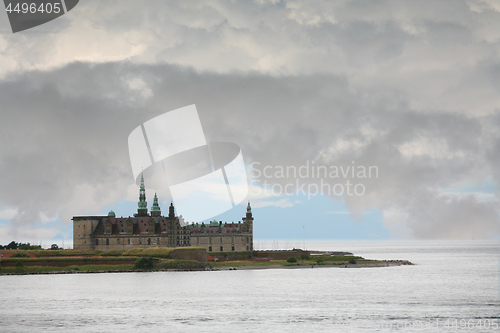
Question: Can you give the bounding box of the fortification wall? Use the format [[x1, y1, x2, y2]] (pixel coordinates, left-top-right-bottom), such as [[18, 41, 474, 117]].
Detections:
[[171, 248, 207, 263], [253, 249, 310, 260]]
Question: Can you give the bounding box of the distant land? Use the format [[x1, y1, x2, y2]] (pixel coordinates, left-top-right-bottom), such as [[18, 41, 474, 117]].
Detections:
[[0, 247, 412, 275]]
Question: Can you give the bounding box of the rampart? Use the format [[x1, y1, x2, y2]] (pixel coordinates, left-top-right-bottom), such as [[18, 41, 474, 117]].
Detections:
[[170, 248, 207, 263]]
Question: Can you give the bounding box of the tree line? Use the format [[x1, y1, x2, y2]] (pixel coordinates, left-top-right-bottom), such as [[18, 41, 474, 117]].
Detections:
[[0, 241, 43, 250]]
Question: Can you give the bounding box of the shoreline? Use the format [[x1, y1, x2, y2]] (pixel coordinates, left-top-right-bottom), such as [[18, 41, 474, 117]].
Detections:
[[234, 261, 411, 270], [0, 260, 413, 275]]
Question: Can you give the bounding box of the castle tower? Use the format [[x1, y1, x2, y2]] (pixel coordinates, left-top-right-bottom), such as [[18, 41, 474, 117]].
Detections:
[[243, 202, 253, 250], [136, 174, 148, 217], [151, 193, 161, 217], [169, 202, 175, 219], [246, 201, 252, 219]]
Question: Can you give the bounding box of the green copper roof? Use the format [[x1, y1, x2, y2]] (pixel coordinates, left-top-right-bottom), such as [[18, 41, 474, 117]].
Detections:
[[138, 173, 147, 209], [151, 193, 161, 212], [108, 210, 116, 217], [210, 219, 219, 227], [247, 201, 251, 211]]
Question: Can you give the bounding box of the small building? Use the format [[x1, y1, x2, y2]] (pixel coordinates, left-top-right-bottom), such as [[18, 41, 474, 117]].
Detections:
[[72, 174, 253, 252]]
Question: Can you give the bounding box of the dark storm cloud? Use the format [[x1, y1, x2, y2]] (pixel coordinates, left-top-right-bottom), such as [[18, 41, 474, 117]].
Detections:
[[0, 61, 498, 240], [0, 0, 499, 241]]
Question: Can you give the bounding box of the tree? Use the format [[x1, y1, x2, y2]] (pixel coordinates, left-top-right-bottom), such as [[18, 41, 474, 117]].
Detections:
[[19, 243, 42, 250], [134, 257, 154, 270], [348, 258, 357, 265], [6, 241, 18, 250], [10, 252, 30, 258], [51, 244, 59, 251], [15, 260, 24, 273], [287, 256, 297, 263], [300, 254, 309, 262]]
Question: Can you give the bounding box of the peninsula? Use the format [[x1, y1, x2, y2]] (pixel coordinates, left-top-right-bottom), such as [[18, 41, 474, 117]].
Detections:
[[0, 247, 413, 275]]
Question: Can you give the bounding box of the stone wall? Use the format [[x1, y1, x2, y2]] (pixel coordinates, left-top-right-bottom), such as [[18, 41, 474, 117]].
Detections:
[[89, 235, 173, 252], [253, 249, 310, 260], [170, 248, 207, 263], [192, 234, 252, 252]]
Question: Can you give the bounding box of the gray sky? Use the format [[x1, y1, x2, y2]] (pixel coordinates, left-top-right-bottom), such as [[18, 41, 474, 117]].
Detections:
[[0, 0, 499, 243]]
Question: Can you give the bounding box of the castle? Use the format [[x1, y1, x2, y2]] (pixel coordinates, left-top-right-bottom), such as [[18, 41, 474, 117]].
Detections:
[[72, 175, 253, 252]]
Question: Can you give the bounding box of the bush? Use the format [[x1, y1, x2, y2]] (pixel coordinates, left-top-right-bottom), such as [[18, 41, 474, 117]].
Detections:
[[15, 261, 24, 273], [316, 259, 323, 264], [10, 252, 30, 258], [348, 258, 357, 264], [286, 257, 297, 263], [134, 257, 154, 270], [300, 254, 310, 262]]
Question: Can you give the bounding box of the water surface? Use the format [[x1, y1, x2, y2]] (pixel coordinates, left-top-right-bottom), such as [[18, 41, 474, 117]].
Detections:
[[1, 240, 498, 332]]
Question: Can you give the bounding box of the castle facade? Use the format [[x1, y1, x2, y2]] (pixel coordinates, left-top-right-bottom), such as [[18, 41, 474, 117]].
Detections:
[[72, 175, 253, 252]]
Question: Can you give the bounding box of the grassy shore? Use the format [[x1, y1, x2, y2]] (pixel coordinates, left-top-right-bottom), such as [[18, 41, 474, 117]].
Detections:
[[0, 259, 203, 275], [206, 254, 384, 268], [0, 264, 135, 274], [0, 249, 410, 275]]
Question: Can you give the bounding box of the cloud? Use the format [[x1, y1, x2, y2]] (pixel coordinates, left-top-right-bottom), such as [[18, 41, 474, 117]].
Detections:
[[0, 1, 499, 241], [0, 208, 18, 220], [0, 1, 498, 116], [0, 61, 497, 241]]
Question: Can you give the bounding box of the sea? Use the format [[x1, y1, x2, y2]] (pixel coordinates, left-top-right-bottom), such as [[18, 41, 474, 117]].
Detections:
[[0, 240, 498, 332]]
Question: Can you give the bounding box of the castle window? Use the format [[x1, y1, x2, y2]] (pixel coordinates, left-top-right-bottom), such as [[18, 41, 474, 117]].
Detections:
[[128, 238, 130, 245], [148, 238, 151, 245], [232, 246, 235, 251], [106, 239, 109, 245], [209, 246, 212, 252], [117, 238, 120, 245], [247, 246, 249, 250], [139, 238, 142, 245], [220, 246, 223, 251], [95, 239, 98, 245]]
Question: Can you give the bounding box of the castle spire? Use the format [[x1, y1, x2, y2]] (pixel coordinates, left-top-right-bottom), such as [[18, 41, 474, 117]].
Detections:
[[137, 173, 148, 216], [151, 192, 161, 217], [246, 201, 252, 219]]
